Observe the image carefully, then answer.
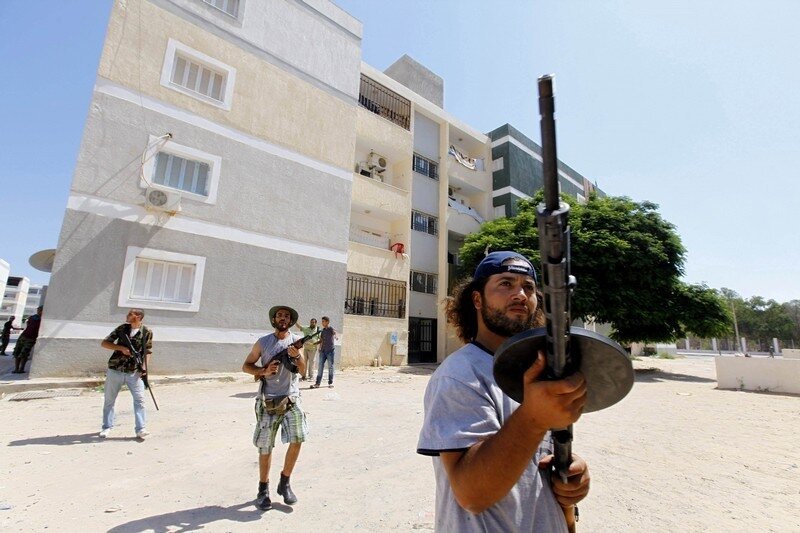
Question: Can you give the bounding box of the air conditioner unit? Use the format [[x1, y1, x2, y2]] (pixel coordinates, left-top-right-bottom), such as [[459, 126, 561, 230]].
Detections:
[[356, 161, 373, 178], [368, 151, 388, 173], [144, 187, 182, 213]]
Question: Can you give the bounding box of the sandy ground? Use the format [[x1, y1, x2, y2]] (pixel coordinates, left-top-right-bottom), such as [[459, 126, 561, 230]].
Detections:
[[1, 357, 798, 532]]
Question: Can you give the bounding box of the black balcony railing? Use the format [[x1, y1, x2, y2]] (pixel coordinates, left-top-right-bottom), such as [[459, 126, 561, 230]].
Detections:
[[358, 74, 411, 130], [345, 273, 406, 319]]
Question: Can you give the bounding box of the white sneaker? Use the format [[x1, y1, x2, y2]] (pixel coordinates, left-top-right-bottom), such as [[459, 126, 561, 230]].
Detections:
[[99, 428, 112, 439], [136, 429, 150, 439]]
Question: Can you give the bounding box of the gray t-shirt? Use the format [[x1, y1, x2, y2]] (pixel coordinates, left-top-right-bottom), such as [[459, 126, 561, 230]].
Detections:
[[258, 332, 300, 398], [417, 342, 567, 532]]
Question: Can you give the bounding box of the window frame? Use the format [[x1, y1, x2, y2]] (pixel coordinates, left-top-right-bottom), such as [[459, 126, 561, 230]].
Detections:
[[140, 135, 222, 204], [118, 247, 206, 312], [411, 210, 438, 236], [413, 153, 439, 181], [202, 0, 241, 19], [160, 39, 237, 110], [410, 270, 438, 295]]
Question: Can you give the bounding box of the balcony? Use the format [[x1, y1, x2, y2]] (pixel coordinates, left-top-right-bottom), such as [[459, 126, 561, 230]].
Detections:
[[447, 197, 483, 236], [447, 145, 491, 190], [347, 240, 409, 282], [358, 74, 411, 130], [351, 172, 409, 221]]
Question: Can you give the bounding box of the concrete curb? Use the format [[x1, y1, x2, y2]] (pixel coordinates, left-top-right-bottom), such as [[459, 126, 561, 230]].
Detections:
[[0, 373, 248, 396]]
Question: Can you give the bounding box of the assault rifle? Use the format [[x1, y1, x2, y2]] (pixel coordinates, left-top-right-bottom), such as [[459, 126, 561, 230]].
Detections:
[[124, 332, 159, 411], [255, 330, 321, 382], [493, 75, 634, 532], [535, 74, 576, 486]]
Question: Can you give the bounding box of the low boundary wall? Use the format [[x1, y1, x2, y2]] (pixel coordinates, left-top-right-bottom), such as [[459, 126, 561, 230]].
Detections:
[[715, 356, 800, 394]]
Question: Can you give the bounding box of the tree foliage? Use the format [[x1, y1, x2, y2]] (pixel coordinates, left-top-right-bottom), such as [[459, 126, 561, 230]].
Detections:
[[459, 194, 731, 343], [720, 289, 797, 341]]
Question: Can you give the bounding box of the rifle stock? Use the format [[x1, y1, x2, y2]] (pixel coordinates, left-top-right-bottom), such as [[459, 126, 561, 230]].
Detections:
[[254, 330, 320, 382], [124, 332, 159, 411]]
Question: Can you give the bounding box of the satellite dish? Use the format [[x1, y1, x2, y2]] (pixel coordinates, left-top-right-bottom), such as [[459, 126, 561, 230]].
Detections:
[[29, 249, 56, 273]]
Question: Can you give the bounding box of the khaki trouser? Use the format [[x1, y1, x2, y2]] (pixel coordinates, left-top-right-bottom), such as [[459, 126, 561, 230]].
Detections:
[[304, 345, 318, 380]]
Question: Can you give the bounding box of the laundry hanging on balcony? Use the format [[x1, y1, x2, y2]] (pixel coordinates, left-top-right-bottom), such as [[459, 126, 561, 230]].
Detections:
[[449, 145, 477, 170]]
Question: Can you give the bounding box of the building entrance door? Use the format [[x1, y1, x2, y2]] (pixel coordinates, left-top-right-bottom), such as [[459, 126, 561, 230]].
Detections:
[[408, 317, 436, 363]]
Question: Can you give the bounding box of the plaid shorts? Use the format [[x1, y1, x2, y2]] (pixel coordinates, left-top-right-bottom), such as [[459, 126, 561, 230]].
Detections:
[[253, 397, 308, 454]]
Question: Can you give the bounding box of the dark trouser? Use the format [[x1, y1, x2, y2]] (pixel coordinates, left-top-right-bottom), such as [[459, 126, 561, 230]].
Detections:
[[0, 334, 9, 354], [315, 349, 335, 386], [13, 336, 36, 372]]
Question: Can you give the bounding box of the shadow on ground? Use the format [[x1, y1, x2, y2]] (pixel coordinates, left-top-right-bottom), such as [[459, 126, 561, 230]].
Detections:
[[230, 392, 257, 399], [106, 501, 291, 532], [634, 368, 716, 384], [396, 364, 437, 376], [7, 432, 139, 446]]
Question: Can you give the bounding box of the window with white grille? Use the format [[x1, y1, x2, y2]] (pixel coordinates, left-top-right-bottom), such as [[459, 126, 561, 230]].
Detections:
[[131, 258, 195, 303], [141, 135, 222, 204], [203, 0, 239, 17], [119, 248, 206, 312], [160, 39, 236, 110], [153, 153, 210, 196], [171, 55, 226, 102]]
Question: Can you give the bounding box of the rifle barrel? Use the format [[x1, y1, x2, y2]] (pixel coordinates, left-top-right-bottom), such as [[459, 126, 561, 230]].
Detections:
[[538, 75, 560, 212]]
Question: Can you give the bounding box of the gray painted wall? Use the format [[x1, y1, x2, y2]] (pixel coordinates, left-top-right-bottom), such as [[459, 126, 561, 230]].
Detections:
[[73, 94, 352, 251], [37, 212, 347, 375], [160, 0, 362, 101], [411, 173, 439, 218], [410, 231, 438, 273], [385, 55, 444, 108], [413, 112, 440, 160]]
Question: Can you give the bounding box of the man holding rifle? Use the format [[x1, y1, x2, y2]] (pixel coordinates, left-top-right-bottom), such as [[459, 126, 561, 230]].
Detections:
[[99, 308, 153, 439], [417, 252, 589, 532], [242, 305, 308, 511]]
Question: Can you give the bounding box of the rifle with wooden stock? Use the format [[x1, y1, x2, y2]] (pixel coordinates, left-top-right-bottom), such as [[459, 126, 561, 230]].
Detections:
[[254, 330, 321, 383], [124, 332, 159, 411]]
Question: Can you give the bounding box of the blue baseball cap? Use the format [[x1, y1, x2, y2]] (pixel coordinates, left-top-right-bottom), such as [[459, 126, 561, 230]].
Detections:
[[473, 251, 537, 284]]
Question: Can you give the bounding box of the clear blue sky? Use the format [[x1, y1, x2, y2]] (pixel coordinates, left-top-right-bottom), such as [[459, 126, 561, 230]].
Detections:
[[2, 1, 798, 302]]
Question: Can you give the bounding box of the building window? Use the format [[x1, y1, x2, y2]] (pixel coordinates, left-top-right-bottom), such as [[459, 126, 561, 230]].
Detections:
[[413, 153, 438, 180], [160, 39, 237, 110], [203, 0, 239, 17], [411, 271, 437, 295], [141, 135, 222, 204], [412, 210, 438, 236], [345, 274, 406, 318], [172, 56, 226, 101], [119, 247, 206, 312], [153, 153, 209, 196]]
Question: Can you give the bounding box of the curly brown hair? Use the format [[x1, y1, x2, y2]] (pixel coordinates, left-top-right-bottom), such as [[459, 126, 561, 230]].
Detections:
[[445, 277, 545, 343]]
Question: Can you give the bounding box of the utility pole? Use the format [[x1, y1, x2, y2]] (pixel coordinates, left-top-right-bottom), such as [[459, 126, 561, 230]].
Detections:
[[731, 300, 743, 353]]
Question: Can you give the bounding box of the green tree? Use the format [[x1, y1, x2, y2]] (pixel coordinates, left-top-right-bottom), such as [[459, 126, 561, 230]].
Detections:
[[459, 194, 730, 343], [782, 300, 800, 340], [737, 296, 794, 341]]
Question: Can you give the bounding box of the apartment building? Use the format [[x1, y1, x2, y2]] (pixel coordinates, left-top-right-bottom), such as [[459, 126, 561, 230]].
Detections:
[[490, 123, 602, 218], [23, 285, 48, 318], [34, 0, 363, 376], [1, 276, 30, 324], [35, 0, 608, 375], [350, 56, 493, 364], [0, 260, 9, 321]]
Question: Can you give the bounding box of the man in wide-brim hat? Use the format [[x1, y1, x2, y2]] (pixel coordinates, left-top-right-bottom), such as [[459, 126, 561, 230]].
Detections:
[[242, 304, 307, 511]]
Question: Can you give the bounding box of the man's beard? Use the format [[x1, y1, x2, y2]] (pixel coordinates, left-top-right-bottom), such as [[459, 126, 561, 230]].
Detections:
[[481, 305, 535, 338], [274, 322, 289, 332]]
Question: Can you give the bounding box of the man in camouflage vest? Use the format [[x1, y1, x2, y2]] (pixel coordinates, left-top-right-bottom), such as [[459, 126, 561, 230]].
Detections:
[[99, 308, 153, 440]]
